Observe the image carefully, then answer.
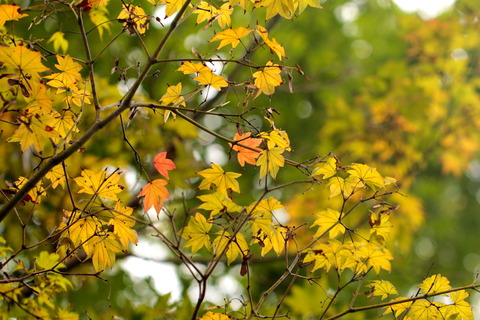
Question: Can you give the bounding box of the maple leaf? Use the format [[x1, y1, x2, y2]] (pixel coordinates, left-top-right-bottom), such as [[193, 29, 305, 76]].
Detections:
[[195, 1, 217, 25], [47, 32, 69, 53], [303, 240, 344, 273], [180, 212, 212, 253], [165, 0, 185, 17], [200, 311, 231, 320], [0, 45, 49, 79], [89, 6, 111, 39], [445, 290, 474, 320], [7, 112, 58, 153], [210, 27, 252, 49], [35, 251, 65, 270], [256, 0, 295, 20], [295, 0, 322, 14], [197, 163, 241, 195], [177, 61, 210, 74], [137, 179, 169, 214], [256, 25, 286, 61], [197, 192, 242, 217], [409, 300, 444, 320], [327, 175, 363, 198], [160, 82, 185, 107], [45, 55, 83, 89], [347, 163, 385, 190], [256, 147, 285, 179], [74, 169, 123, 201], [356, 243, 393, 275], [419, 274, 451, 294], [45, 165, 65, 190], [10, 176, 45, 204], [0, 4, 28, 27], [311, 156, 337, 179], [89, 234, 123, 272], [259, 129, 291, 151], [311, 208, 346, 239], [368, 280, 398, 300], [25, 82, 53, 113], [68, 216, 100, 247], [109, 203, 138, 249], [117, 4, 149, 35], [216, 4, 233, 29], [193, 70, 228, 90], [153, 152, 176, 179], [230, 132, 262, 166], [213, 231, 248, 264], [253, 61, 282, 96], [261, 226, 287, 256]]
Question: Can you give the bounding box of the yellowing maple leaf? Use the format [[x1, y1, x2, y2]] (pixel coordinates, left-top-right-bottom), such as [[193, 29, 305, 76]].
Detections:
[[295, 0, 322, 14], [89, 6, 111, 39], [137, 179, 170, 214], [210, 27, 252, 49], [197, 192, 242, 217], [47, 32, 69, 53], [74, 169, 123, 201], [311, 156, 337, 179], [445, 290, 474, 320], [89, 234, 123, 272], [256, 147, 285, 179], [45, 55, 83, 89], [230, 132, 262, 166], [45, 165, 65, 190], [355, 243, 393, 275], [256, 25, 286, 61], [177, 61, 210, 74], [216, 4, 233, 29], [0, 4, 28, 27], [193, 70, 229, 90], [160, 82, 185, 107], [117, 4, 149, 35], [7, 112, 58, 153], [36, 251, 65, 270], [419, 274, 451, 294], [25, 82, 53, 113], [68, 216, 100, 247], [180, 212, 212, 253], [368, 280, 398, 300], [259, 129, 291, 151], [10, 176, 45, 204], [165, 0, 186, 17], [200, 311, 231, 320], [195, 1, 217, 25], [253, 61, 282, 96], [109, 203, 138, 249], [153, 151, 176, 179], [213, 231, 248, 264], [347, 163, 385, 190], [256, 0, 295, 20], [198, 163, 241, 195], [311, 208, 345, 239], [0, 45, 48, 79]]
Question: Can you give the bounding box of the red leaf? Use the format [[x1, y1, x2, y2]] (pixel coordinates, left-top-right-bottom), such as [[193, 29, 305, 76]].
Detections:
[[153, 152, 176, 179]]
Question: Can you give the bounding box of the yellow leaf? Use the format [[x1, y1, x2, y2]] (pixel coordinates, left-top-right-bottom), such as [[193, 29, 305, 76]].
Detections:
[[256, 0, 295, 19], [295, 0, 322, 14], [259, 129, 291, 151], [177, 61, 210, 74], [311, 208, 345, 239], [45, 55, 83, 90], [193, 70, 229, 90], [445, 290, 474, 320], [0, 45, 48, 79], [419, 274, 451, 295], [180, 212, 212, 253], [160, 82, 185, 106], [311, 156, 337, 179], [36, 251, 65, 270], [210, 27, 252, 49], [409, 300, 443, 320], [0, 4, 28, 27], [165, 0, 186, 17], [45, 165, 65, 190], [74, 169, 123, 201], [47, 32, 68, 53], [117, 4, 149, 35], [109, 203, 138, 249], [368, 280, 398, 300], [89, 234, 123, 272], [9, 176, 44, 204], [197, 163, 241, 195], [213, 231, 248, 264], [217, 4, 233, 29], [57, 308, 79, 320], [256, 25, 286, 61], [7, 112, 58, 153], [68, 216, 100, 247], [200, 311, 231, 320], [195, 1, 217, 25], [256, 147, 285, 179], [253, 61, 282, 96], [197, 192, 242, 217], [89, 6, 110, 39], [347, 163, 385, 190], [355, 243, 393, 275], [262, 226, 286, 256]]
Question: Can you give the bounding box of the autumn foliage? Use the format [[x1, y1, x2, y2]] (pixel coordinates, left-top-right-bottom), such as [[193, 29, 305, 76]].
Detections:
[[0, 0, 479, 319]]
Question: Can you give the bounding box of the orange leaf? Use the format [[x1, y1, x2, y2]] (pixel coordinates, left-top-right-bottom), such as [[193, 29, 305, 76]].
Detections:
[[137, 179, 169, 214], [230, 132, 262, 166], [153, 152, 176, 179]]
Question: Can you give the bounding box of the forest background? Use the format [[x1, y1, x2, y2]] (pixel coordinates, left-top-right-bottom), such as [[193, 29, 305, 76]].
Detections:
[[1, 0, 480, 319]]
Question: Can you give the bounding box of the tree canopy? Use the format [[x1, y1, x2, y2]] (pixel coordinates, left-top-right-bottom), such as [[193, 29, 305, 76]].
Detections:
[[1, 0, 480, 319]]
